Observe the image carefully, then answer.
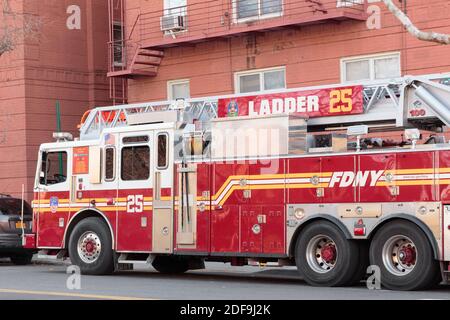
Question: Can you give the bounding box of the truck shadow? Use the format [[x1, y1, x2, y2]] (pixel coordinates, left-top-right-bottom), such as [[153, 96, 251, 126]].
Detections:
[[112, 269, 450, 292]]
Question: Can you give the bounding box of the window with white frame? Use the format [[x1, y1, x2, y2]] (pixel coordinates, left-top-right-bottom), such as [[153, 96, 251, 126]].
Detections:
[[341, 53, 401, 83], [336, 0, 364, 8], [235, 0, 282, 21], [235, 67, 286, 94], [168, 79, 190, 100], [164, 0, 187, 15]]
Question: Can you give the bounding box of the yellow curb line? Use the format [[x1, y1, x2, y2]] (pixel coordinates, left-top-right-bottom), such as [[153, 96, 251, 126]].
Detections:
[[0, 288, 158, 300]]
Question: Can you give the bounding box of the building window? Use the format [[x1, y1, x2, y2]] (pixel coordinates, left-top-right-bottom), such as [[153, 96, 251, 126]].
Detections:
[[164, 0, 187, 15], [157, 133, 169, 170], [235, 0, 283, 21], [235, 67, 286, 94], [40, 151, 67, 186], [168, 79, 190, 100], [104, 147, 115, 181], [336, 0, 364, 7], [121, 146, 150, 181], [161, 0, 187, 32], [341, 53, 401, 83], [113, 22, 124, 66]]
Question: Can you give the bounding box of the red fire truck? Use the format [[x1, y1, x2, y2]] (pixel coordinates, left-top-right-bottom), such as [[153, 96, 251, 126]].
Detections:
[[25, 74, 450, 291]]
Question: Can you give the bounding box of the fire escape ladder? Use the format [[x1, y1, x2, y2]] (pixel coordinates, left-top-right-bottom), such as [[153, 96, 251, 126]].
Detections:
[[108, 45, 165, 78], [129, 46, 165, 75]]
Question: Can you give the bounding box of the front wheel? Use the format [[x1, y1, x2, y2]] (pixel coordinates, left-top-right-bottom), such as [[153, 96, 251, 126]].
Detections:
[[68, 217, 114, 275], [369, 221, 440, 291], [295, 221, 361, 287]]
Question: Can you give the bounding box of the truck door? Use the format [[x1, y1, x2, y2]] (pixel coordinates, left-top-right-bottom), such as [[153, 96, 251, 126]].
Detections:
[[35, 149, 71, 248], [117, 132, 153, 252], [152, 130, 174, 253]]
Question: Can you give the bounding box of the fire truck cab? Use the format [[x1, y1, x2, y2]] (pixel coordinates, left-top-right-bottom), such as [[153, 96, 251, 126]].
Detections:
[[29, 74, 450, 290]]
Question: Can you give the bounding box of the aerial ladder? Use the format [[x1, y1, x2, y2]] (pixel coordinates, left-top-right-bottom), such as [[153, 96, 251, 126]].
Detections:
[[78, 74, 450, 144]]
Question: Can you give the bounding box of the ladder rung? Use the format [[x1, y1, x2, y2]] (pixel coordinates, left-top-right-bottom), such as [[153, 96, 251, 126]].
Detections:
[[138, 52, 164, 58], [134, 60, 160, 66]]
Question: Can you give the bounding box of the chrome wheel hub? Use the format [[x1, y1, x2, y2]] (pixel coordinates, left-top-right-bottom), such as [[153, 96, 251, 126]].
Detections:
[[306, 235, 338, 274], [77, 231, 102, 264], [382, 235, 417, 276]]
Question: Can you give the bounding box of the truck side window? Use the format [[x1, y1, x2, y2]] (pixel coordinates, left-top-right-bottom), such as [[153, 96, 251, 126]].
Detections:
[[121, 146, 150, 181], [40, 151, 68, 186], [104, 147, 115, 181], [157, 133, 168, 169]]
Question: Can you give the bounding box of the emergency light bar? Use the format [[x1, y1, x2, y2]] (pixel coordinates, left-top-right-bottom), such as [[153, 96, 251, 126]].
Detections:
[[53, 132, 74, 142]]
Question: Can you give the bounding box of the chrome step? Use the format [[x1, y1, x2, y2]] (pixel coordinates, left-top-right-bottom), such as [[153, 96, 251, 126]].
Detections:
[[117, 253, 154, 265]]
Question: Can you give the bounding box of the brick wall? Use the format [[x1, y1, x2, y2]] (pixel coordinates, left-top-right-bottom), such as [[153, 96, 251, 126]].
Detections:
[[125, 0, 450, 102], [0, 0, 111, 200]]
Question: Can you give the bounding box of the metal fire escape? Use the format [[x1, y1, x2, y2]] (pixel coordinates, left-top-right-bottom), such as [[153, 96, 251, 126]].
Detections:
[[106, 0, 367, 104], [108, 0, 165, 104]]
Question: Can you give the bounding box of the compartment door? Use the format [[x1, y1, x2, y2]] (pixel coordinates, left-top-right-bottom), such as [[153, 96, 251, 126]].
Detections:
[[152, 130, 174, 253], [240, 206, 263, 254]]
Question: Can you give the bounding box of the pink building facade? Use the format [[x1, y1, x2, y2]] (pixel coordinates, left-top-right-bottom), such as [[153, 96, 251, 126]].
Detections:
[[1, 0, 450, 200], [108, 0, 450, 105], [0, 0, 111, 200]]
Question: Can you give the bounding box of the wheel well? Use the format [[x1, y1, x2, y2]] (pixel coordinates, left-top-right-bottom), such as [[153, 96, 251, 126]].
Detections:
[[367, 216, 440, 260], [288, 216, 352, 258], [64, 210, 114, 249]]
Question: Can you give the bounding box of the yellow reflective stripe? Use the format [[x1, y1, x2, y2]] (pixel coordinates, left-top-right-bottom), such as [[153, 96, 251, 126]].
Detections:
[[385, 168, 435, 175], [377, 180, 435, 187], [287, 183, 329, 189], [32, 167, 450, 210]]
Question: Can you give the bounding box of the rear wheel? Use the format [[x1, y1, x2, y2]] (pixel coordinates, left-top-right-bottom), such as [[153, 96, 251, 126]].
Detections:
[[10, 252, 33, 265], [152, 256, 189, 274], [68, 217, 114, 275], [295, 221, 360, 287], [369, 221, 440, 291]]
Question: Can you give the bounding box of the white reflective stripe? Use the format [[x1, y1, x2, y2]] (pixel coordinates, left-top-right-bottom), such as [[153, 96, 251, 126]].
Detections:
[[286, 178, 311, 184], [214, 180, 239, 205], [286, 178, 331, 184], [248, 179, 285, 185], [379, 174, 435, 181], [394, 174, 434, 180], [32, 201, 154, 209]]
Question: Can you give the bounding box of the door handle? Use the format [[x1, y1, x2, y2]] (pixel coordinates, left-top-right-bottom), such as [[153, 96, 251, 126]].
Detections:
[[257, 214, 267, 224]]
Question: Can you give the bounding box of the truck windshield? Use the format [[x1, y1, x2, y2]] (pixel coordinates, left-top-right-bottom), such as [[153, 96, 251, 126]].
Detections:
[[0, 199, 32, 216]]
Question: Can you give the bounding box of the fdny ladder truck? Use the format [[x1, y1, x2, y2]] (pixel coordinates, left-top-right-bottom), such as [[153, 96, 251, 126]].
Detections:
[[26, 73, 450, 291]]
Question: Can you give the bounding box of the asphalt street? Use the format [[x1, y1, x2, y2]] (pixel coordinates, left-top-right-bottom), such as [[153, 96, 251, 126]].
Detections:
[[0, 259, 449, 300]]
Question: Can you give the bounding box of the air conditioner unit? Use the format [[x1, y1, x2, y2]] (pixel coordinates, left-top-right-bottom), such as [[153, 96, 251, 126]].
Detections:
[[160, 14, 186, 31]]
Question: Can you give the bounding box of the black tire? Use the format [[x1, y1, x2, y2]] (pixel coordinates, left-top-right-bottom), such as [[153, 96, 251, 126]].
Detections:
[[68, 217, 114, 275], [152, 256, 189, 274], [369, 220, 440, 291], [10, 252, 33, 265], [295, 221, 360, 287]]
